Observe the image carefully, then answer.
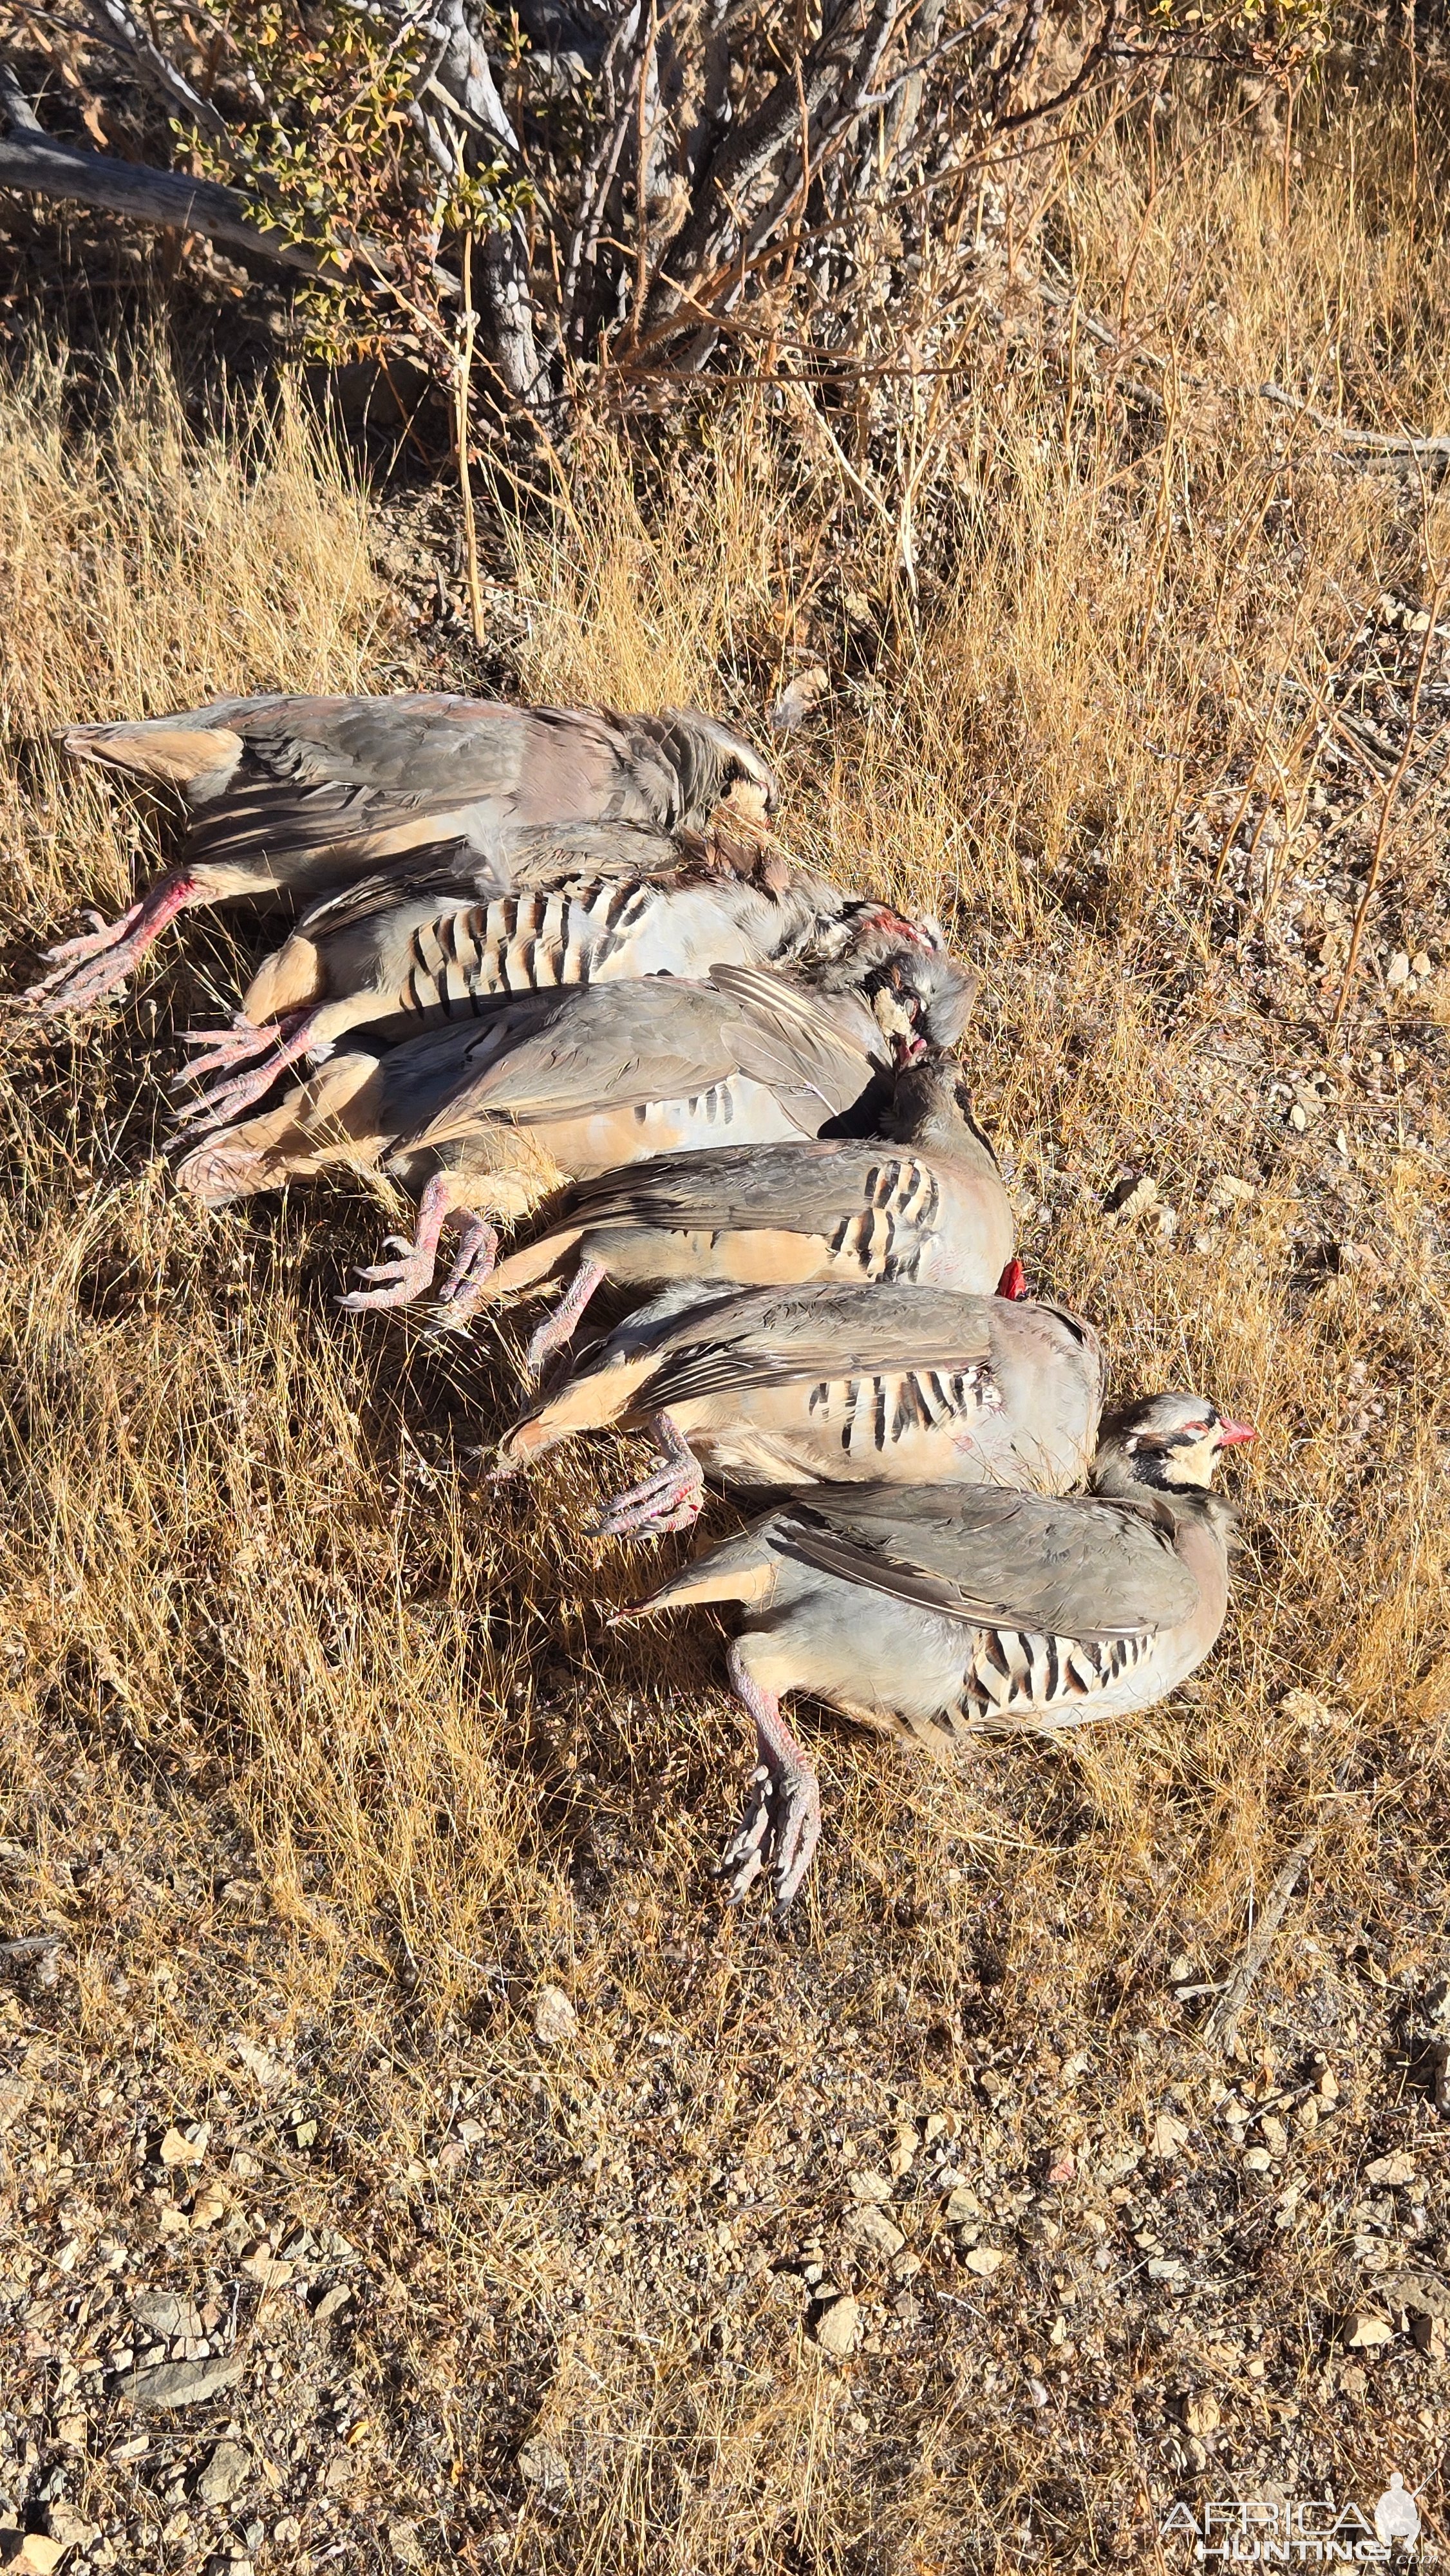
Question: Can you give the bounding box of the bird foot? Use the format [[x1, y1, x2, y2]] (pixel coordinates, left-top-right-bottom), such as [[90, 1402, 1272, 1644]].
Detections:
[[591, 1413, 704, 1540], [717, 1752, 822, 1915], [171, 1012, 317, 1125], [716, 1645, 822, 1913], [591, 1463, 704, 1541], [173, 1019, 282, 1082], [523, 1257, 607, 1380], [22, 871, 196, 1014], [433, 1217, 500, 1316], [338, 1236, 438, 1312]]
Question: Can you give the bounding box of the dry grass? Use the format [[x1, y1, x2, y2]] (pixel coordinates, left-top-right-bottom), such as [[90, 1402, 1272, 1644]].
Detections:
[[2, 69, 1450, 2576]]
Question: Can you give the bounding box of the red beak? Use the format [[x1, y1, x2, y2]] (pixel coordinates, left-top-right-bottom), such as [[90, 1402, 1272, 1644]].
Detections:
[[1216, 1418, 1257, 1446], [996, 1258, 1028, 1302]]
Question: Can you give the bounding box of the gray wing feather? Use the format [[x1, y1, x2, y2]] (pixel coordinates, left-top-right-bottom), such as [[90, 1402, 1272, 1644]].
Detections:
[[772, 1487, 1198, 1640]]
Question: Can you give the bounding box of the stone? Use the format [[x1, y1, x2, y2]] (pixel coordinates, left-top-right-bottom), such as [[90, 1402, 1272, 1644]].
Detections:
[[1259, 2116, 1288, 2154], [1412, 2313, 1446, 2360], [845, 2170, 894, 2205], [117, 2354, 244, 2409], [1240, 2147, 1272, 2174], [1412, 951, 1432, 979], [160, 2123, 209, 2166], [1153, 2112, 1189, 2157], [1387, 951, 1411, 988], [845, 2205, 906, 2261], [963, 2245, 1006, 2276], [532, 1985, 578, 2045], [813, 2294, 860, 2358], [240, 2246, 294, 2289], [314, 2284, 353, 2325], [1342, 2313, 1393, 2351], [1365, 2152, 1415, 2187], [1182, 2390, 1221, 2436], [0, 2535, 65, 2574], [943, 2186, 982, 2223], [132, 2291, 191, 2338], [387, 2525, 424, 2567], [196, 2442, 251, 2508]]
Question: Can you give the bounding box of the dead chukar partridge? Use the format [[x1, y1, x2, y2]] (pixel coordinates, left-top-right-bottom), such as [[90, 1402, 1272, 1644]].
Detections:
[[619, 1393, 1255, 1910], [26, 696, 774, 1013], [498, 1281, 1100, 1537], [173, 954, 925, 1302], [169, 813, 873, 1126], [461, 1050, 1009, 1352]]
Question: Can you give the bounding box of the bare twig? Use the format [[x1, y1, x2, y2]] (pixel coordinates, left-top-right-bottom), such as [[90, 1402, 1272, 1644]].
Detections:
[[1332, 572, 1449, 1039], [1259, 381, 1450, 463], [1203, 1828, 1318, 2046], [457, 229, 486, 649]]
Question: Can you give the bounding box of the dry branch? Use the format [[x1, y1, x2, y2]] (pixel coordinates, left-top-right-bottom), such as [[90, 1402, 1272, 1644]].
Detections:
[[1203, 1830, 1318, 2047], [0, 117, 338, 276]]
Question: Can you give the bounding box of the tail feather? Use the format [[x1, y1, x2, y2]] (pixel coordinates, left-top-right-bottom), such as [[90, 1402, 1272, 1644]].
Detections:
[[57, 719, 244, 795], [481, 1224, 583, 1305], [625, 1533, 778, 1616], [502, 1349, 658, 1464], [241, 933, 326, 1023]]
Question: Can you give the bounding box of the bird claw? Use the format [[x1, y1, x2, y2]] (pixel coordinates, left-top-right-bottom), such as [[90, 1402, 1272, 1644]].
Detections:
[[23, 931, 142, 1012], [171, 1056, 296, 1125], [338, 1241, 435, 1311], [717, 1752, 822, 1913], [173, 1021, 279, 1083], [433, 1218, 499, 1318], [590, 1461, 704, 1542]]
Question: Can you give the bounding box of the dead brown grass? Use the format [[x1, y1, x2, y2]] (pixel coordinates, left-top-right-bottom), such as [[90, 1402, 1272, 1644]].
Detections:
[[2, 67, 1449, 2576]]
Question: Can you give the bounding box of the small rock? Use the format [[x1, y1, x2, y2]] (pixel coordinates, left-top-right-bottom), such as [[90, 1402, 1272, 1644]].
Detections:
[[116, 2353, 244, 2410], [313, 2283, 353, 2325], [943, 2185, 982, 2223], [240, 2245, 294, 2289], [1288, 1103, 1308, 1132], [963, 2244, 1006, 2276], [1366, 2151, 1415, 2186], [160, 2122, 209, 2166], [196, 2441, 252, 2508], [845, 2204, 906, 2260], [1182, 2390, 1220, 2436], [1412, 2312, 1447, 2360], [1240, 2147, 1272, 2174], [845, 2169, 894, 2205], [1259, 2115, 1288, 2154], [0, 2535, 65, 2575], [1342, 2313, 1394, 2351], [387, 2524, 424, 2567], [1411, 950, 1432, 979], [532, 1984, 578, 2045], [1153, 2112, 1189, 2158], [132, 2291, 191, 2338], [1387, 951, 1411, 988], [813, 2293, 860, 2358]]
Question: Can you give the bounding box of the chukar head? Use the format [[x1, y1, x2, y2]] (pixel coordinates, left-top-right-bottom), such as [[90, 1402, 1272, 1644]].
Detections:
[[1092, 1392, 1256, 1497]]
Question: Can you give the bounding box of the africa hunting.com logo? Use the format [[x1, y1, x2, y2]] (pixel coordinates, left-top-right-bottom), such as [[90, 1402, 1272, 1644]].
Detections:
[[1161, 2477, 1420, 2562]]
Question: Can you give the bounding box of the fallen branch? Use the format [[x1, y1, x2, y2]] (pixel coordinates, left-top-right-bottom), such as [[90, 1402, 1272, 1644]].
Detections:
[[1259, 380, 1450, 463], [0, 111, 339, 276], [1203, 1828, 1317, 2047]]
